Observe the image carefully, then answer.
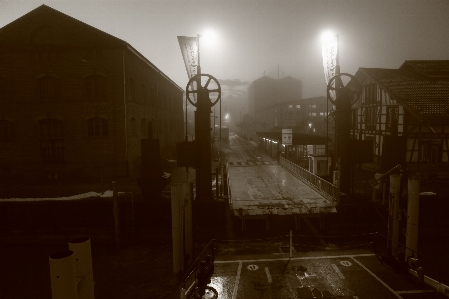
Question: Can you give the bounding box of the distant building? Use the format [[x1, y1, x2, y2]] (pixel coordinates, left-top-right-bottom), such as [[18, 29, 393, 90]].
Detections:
[[246, 75, 303, 139], [0, 5, 184, 181], [350, 60, 449, 181]]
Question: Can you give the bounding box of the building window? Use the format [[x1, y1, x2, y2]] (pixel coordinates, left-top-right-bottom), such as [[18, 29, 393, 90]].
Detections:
[[129, 78, 135, 102], [386, 106, 399, 130], [142, 118, 148, 137], [0, 120, 14, 140], [0, 78, 8, 102], [87, 117, 108, 137], [39, 76, 59, 101], [131, 117, 136, 135], [296, 105, 301, 108], [309, 105, 316, 108], [288, 105, 292, 108], [38, 119, 64, 164], [86, 75, 107, 101], [309, 112, 316, 116], [365, 107, 376, 130], [364, 84, 377, 104], [420, 142, 442, 163], [150, 88, 156, 107]]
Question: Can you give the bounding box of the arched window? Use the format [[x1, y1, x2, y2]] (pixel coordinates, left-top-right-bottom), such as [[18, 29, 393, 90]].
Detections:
[[86, 75, 107, 101], [87, 117, 108, 137], [0, 120, 14, 140], [38, 119, 64, 163], [142, 118, 148, 137], [38, 119, 63, 139], [131, 117, 136, 135], [39, 76, 59, 101]]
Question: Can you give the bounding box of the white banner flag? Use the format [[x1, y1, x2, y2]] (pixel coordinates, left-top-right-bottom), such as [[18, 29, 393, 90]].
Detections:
[[322, 40, 338, 101], [177, 36, 199, 80]]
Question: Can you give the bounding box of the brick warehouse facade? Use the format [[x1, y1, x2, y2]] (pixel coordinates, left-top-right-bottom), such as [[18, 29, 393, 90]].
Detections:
[[0, 5, 184, 181]]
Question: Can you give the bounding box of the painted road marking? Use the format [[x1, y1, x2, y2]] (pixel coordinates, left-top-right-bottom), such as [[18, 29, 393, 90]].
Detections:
[[350, 256, 402, 299], [265, 267, 272, 283], [331, 264, 345, 279], [247, 264, 259, 271], [215, 253, 375, 263], [232, 262, 242, 299], [340, 260, 352, 267]]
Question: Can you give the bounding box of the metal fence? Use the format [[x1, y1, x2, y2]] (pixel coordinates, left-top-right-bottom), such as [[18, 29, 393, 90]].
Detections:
[[170, 239, 215, 299], [279, 156, 338, 204]]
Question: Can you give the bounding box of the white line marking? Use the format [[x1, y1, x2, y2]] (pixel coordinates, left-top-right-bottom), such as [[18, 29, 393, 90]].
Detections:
[[265, 267, 272, 283], [232, 262, 242, 299], [215, 253, 375, 264], [350, 257, 402, 299], [396, 290, 436, 294], [331, 264, 345, 279]]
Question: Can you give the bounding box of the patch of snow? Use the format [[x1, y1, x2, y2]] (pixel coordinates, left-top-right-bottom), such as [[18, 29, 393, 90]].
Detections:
[[1, 190, 114, 202]]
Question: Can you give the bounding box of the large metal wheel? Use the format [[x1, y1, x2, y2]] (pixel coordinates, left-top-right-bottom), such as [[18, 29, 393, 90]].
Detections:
[[192, 285, 218, 299], [186, 74, 221, 108], [326, 73, 361, 106]]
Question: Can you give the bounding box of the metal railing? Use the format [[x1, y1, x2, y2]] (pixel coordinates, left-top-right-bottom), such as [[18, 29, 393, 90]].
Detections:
[[170, 239, 215, 299], [279, 156, 338, 204]]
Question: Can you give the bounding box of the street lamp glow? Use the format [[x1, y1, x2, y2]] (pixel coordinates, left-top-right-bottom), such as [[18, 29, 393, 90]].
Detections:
[[321, 30, 337, 44], [201, 29, 218, 47]]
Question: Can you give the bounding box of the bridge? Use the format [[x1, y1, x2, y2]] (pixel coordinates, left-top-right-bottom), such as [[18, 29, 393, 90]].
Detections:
[[223, 135, 338, 231]]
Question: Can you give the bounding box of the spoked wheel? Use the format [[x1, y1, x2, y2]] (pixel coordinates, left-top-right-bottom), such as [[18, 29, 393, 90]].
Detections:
[[192, 286, 218, 299]]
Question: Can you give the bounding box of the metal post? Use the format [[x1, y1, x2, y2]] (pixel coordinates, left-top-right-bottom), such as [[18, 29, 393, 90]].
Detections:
[[183, 182, 193, 267], [112, 181, 120, 248], [171, 184, 184, 279], [68, 237, 94, 299], [388, 174, 401, 257], [406, 173, 420, 262], [290, 230, 293, 258], [49, 250, 78, 299], [215, 167, 219, 198]]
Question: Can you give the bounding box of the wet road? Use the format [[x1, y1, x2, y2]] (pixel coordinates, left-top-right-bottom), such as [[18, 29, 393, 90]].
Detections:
[[209, 251, 444, 299]]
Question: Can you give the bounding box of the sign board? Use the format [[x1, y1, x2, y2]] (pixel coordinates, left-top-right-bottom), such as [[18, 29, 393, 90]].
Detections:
[[282, 129, 292, 145]]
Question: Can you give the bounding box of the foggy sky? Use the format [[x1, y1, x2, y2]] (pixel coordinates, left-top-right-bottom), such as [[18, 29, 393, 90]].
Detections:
[[1, 0, 449, 107]]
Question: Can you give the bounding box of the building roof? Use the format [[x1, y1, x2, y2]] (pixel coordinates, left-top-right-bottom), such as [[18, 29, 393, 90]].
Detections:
[[358, 66, 449, 123], [400, 60, 449, 80], [0, 5, 183, 91]]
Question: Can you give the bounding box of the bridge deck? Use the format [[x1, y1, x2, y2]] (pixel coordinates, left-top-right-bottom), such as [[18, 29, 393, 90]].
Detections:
[[228, 161, 336, 216]]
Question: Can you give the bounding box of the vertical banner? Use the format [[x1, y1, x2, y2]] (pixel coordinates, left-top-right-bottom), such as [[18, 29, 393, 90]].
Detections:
[[322, 38, 338, 101], [178, 36, 199, 103]]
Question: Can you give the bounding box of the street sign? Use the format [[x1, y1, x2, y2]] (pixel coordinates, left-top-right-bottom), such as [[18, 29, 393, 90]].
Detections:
[[282, 129, 292, 145]]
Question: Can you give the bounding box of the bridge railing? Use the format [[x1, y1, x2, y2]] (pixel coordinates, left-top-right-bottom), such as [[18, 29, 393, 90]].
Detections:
[[279, 156, 338, 204]]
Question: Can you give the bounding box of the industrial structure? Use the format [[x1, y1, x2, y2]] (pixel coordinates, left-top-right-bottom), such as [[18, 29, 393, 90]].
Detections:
[[0, 5, 184, 181]]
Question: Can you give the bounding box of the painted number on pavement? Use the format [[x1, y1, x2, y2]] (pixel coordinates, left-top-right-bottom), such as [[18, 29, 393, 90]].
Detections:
[[340, 261, 352, 267], [247, 265, 259, 271]]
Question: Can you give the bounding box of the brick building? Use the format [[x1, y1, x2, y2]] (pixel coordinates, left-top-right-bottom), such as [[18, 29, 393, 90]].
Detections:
[[0, 5, 184, 181]]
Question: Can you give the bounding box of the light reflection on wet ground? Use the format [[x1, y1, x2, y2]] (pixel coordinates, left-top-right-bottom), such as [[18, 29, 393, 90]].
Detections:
[[210, 252, 444, 299]]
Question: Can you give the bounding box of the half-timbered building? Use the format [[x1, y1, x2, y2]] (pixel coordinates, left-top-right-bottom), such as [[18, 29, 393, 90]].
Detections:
[[351, 60, 449, 182]]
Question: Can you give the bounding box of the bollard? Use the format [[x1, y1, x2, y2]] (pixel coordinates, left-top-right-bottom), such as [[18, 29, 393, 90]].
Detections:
[[290, 230, 293, 258], [69, 237, 95, 299], [49, 250, 78, 299]]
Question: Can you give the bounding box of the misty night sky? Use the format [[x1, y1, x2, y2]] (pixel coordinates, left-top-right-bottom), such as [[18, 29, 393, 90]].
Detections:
[[1, 0, 449, 110]]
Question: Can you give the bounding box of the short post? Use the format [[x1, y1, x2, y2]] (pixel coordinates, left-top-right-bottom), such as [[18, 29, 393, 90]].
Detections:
[[215, 167, 219, 198], [405, 173, 420, 262], [388, 174, 401, 257], [112, 181, 121, 248], [183, 182, 193, 267], [49, 250, 78, 299], [171, 184, 184, 280], [290, 230, 293, 258], [180, 288, 186, 299], [69, 237, 95, 299]]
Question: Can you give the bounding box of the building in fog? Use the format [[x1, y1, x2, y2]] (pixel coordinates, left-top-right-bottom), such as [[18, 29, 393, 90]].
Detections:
[[0, 5, 184, 181], [350, 60, 449, 181], [246, 75, 303, 139]]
